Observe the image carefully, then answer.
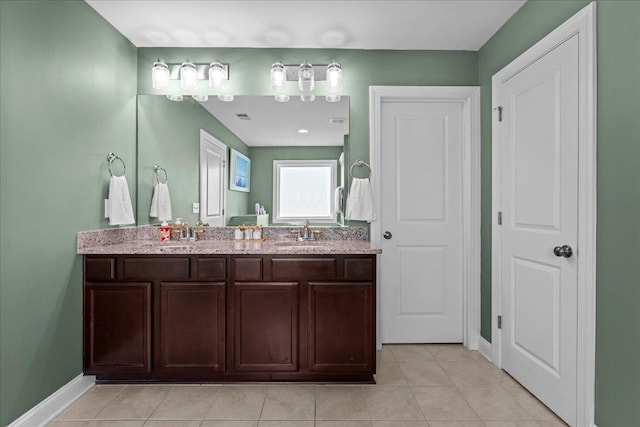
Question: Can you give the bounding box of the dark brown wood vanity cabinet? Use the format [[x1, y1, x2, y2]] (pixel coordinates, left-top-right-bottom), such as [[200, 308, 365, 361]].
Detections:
[[83, 253, 376, 382]]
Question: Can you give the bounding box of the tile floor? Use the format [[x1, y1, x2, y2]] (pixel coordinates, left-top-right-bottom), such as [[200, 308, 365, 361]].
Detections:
[[48, 344, 568, 427]]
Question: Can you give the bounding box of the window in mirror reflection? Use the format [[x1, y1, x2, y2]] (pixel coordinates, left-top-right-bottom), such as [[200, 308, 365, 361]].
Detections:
[[274, 160, 337, 223]]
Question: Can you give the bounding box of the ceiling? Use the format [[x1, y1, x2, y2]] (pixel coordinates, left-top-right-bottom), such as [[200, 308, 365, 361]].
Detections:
[[198, 96, 349, 147], [86, 0, 525, 50]]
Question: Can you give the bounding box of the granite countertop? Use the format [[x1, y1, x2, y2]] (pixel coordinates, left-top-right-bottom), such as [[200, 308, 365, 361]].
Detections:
[[78, 239, 382, 255]]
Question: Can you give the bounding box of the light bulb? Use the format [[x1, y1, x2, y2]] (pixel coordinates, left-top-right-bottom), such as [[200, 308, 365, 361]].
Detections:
[[152, 59, 170, 90], [166, 94, 184, 102], [218, 94, 234, 102], [300, 95, 315, 102], [208, 61, 226, 90], [271, 62, 287, 90], [326, 61, 342, 91], [180, 60, 198, 91], [298, 61, 314, 92], [192, 94, 209, 102], [274, 94, 290, 103], [326, 95, 341, 103]]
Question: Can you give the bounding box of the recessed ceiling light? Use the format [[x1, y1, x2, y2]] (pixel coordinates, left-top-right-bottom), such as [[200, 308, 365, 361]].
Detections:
[[298, 129, 309, 134]]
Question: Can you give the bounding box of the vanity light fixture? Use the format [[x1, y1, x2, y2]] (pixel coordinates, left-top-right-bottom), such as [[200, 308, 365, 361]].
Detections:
[[274, 94, 290, 103], [192, 94, 209, 102], [218, 94, 234, 102], [326, 61, 342, 91], [300, 95, 315, 102], [166, 94, 184, 102], [326, 95, 341, 103], [298, 61, 314, 92], [208, 61, 227, 90], [271, 61, 287, 90], [152, 59, 170, 90], [180, 60, 198, 91]]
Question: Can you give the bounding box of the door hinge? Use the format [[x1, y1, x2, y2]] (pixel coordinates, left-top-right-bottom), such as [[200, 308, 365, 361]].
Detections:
[[222, 208, 225, 215], [498, 315, 502, 329], [497, 211, 502, 225], [495, 106, 503, 122]]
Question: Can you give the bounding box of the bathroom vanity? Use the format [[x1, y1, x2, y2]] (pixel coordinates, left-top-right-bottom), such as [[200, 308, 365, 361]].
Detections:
[[79, 235, 380, 383]]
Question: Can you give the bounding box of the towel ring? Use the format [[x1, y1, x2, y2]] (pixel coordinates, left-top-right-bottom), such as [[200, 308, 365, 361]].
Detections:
[[350, 159, 371, 179], [107, 153, 126, 177], [154, 165, 168, 184]]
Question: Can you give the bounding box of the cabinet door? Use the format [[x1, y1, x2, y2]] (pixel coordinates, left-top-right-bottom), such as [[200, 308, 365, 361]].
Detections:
[[308, 282, 373, 372], [233, 282, 299, 372], [158, 282, 226, 372], [84, 283, 151, 374]]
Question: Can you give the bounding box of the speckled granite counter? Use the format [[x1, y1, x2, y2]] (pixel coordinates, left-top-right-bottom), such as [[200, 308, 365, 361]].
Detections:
[[77, 226, 380, 255]]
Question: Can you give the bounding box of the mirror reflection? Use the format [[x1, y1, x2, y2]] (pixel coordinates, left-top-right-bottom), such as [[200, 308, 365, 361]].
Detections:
[[137, 95, 349, 227]]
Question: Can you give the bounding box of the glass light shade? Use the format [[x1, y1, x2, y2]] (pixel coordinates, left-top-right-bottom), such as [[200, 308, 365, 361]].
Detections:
[[325, 95, 341, 103], [166, 94, 184, 102], [218, 94, 234, 102], [152, 59, 170, 90], [298, 61, 314, 92], [271, 62, 287, 90], [300, 94, 315, 102], [180, 61, 198, 91], [192, 94, 209, 102], [274, 94, 290, 103], [326, 61, 342, 91], [208, 62, 226, 89]]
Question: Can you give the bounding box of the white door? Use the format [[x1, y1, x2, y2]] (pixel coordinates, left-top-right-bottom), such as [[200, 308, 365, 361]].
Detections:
[[496, 35, 579, 425], [380, 100, 464, 343], [199, 129, 226, 226]]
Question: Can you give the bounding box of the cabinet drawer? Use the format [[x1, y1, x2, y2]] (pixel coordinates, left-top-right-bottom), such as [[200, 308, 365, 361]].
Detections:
[[271, 258, 337, 280], [194, 257, 227, 280], [123, 257, 189, 280], [234, 258, 263, 281], [85, 257, 116, 281], [344, 258, 374, 280]]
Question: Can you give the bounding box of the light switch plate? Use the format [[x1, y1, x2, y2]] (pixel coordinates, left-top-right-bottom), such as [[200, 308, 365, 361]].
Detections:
[[192, 202, 200, 214], [104, 199, 109, 218]]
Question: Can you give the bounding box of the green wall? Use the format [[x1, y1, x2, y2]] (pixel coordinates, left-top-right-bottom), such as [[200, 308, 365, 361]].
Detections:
[[137, 95, 250, 225], [248, 146, 344, 220], [0, 1, 137, 425], [478, 1, 640, 424]]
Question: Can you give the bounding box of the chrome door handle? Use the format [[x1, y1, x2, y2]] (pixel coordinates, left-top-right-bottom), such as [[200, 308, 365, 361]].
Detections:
[[383, 231, 392, 240], [553, 245, 573, 258]]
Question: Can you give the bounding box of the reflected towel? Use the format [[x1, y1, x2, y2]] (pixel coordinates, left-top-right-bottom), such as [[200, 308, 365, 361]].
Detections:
[[108, 175, 135, 225], [334, 186, 344, 215], [150, 182, 172, 222], [346, 178, 376, 222]]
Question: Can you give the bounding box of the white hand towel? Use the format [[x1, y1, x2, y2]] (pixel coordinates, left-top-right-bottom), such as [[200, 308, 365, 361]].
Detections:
[[108, 175, 135, 225], [150, 182, 172, 222], [346, 178, 377, 222]]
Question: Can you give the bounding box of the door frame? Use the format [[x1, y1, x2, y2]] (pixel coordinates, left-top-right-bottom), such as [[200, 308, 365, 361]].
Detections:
[[370, 86, 481, 351], [199, 129, 227, 225], [491, 3, 596, 426]]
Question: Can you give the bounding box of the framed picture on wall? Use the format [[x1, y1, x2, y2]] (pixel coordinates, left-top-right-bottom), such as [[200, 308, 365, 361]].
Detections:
[[229, 149, 251, 192]]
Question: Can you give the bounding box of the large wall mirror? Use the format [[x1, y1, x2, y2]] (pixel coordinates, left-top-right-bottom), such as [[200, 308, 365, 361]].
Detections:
[[137, 95, 349, 227]]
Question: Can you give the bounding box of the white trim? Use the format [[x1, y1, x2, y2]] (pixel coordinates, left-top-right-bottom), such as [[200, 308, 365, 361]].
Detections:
[[199, 129, 228, 226], [491, 3, 596, 426], [7, 374, 95, 427], [478, 336, 493, 363], [369, 85, 481, 351]]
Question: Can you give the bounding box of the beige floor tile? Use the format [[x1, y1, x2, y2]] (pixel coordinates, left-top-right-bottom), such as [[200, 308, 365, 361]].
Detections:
[[257, 422, 314, 427], [427, 422, 485, 427], [260, 386, 315, 420], [316, 422, 373, 427], [427, 345, 478, 362], [504, 387, 560, 421], [378, 346, 397, 362], [201, 422, 258, 427], [150, 385, 220, 420], [316, 386, 370, 420], [410, 387, 478, 420], [375, 362, 408, 386], [483, 422, 543, 427], [205, 386, 267, 420], [388, 345, 433, 362], [370, 422, 429, 427], [537, 420, 569, 426], [55, 385, 125, 420], [457, 387, 534, 421], [48, 423, 145, 427], [438, 362, 502, 387], [96, 385, 172, 420], [143, 421, 202, 427], [398, 362, 453, 386], [363, 387, 424, 421]]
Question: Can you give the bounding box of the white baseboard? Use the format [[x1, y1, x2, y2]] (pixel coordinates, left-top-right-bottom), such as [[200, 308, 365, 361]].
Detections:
[[478, 336, 493, 363], [7, 374, 95, 427]]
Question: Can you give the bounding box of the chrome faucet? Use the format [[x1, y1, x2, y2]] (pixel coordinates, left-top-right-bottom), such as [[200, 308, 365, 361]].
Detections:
[[297, 220, 315, 241], [180, 222, 193, 241]]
